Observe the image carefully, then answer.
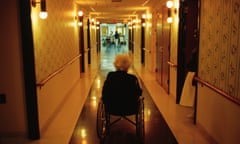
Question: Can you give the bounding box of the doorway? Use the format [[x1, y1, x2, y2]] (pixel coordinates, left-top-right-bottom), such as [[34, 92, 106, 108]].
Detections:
[[99, 23, 129, 70], [156, 5, 170, 94], [177, 0, 199, 107]]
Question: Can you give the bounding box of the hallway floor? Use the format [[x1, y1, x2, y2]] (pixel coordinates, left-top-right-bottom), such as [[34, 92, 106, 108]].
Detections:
[[0, 44, 211, 144]]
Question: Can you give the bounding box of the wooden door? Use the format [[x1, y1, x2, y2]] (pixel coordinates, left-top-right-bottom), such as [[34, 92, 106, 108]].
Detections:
[[156, 6, 170, 93], [156, 11, 162, 85]]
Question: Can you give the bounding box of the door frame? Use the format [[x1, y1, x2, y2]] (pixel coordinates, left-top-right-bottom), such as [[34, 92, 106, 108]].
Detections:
[[177, 0, 200, 123], [20, 0, 40, 139]]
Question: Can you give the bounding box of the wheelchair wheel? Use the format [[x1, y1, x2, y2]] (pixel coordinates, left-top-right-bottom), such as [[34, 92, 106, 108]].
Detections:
[[96, 101, 107, 141], [136, 97, 144, 143]]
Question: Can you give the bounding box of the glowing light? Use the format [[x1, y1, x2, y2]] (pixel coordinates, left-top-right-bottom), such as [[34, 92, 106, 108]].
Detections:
[[132, 19, 136, 23], [78, 11, 83, 17], [81, 128, 87, 138], [97, 79, 101, 89], [81, 140, 87, 144], [78, 21, 83, 26], [91, 96, 96, 100], [142, 14, 147, 19], [166, 1, 173, 8], [91, 96, 97, 107], [167, 17, 173, 23], [39, 11, 48, 19]]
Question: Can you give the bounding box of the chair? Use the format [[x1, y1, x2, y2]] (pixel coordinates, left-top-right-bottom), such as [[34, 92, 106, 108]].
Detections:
[[96, 96, 144, 143]]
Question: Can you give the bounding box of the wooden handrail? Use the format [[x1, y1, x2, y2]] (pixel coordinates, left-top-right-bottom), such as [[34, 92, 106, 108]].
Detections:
[[167, 61, 177, 68], [143, 48, 151, 53], [194, 77, 240, 105], [36, 54, 81, 87], [84, 48, 90, 52]]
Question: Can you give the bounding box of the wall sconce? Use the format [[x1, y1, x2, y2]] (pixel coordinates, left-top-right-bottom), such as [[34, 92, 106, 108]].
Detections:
[[166, 0, 173, 23], [78, 11, 84, 17], [131, 19, 136, 29], [132, 19, 136, 24], [77, 10, 84, 26], [32, 0, 48, 19], [96, 21, 100, 30], [78, 21, 83, 27], [91, 18, 95, 23], [142, 14, 146, 27], [91, 18, 95, 29], [166, 0, 178, 14], [142, 14, 147, 19], [167, 16, 173, 23], [166, 0, 173, 8], [127, 21, 132, 29], [167, 9, 173, 23]]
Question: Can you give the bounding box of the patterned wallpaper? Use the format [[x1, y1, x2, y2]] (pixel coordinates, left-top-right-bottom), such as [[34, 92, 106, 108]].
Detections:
[[31, 0, 79, 82], [199, 0, 240, 99]]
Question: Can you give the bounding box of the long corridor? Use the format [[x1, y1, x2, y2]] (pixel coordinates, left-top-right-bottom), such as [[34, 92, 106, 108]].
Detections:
[[69, 43, 178, 144]]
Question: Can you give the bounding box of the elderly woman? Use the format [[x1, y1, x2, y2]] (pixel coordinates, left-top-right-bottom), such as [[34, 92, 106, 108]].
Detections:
[[102, 54, 142, 115]]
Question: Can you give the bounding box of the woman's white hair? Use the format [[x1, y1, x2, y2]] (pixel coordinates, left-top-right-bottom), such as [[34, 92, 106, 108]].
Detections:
[[113, 54, 131, 71]]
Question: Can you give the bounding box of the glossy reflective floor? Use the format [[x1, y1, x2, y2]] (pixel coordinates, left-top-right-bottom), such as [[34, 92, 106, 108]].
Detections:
[[69, 43, 178, 144]]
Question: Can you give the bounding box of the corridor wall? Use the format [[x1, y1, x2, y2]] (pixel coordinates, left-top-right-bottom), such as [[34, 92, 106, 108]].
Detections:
[[197, 0, 240, 143], [31, 0, 83, 135]]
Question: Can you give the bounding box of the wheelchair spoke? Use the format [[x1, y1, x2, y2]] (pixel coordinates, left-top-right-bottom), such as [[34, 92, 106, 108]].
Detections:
[[96, 97, 145, 143], [96, 101, 107, 140]]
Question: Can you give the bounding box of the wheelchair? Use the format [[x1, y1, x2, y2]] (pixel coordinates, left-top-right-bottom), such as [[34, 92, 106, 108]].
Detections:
[[96, 96, 144, 143]]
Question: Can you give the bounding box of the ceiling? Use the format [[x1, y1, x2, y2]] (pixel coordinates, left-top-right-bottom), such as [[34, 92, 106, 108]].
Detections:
[[75, 0, 161, 23]]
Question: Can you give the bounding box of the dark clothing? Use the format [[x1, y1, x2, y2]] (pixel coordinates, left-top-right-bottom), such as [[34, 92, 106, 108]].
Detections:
[[102, 71, 142, 115], [114, 32, 119, 39]]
